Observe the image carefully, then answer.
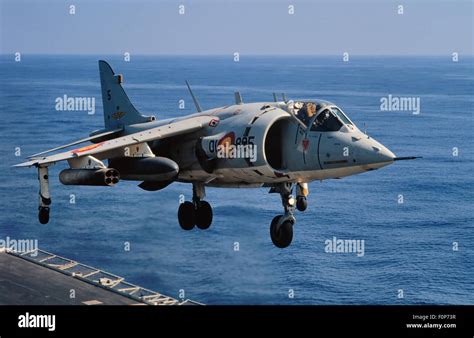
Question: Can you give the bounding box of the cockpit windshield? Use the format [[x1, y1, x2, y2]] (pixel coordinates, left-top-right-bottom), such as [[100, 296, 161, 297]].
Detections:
[[310, 109, 343, 132], [331, 107, 352, 125], [292, 101, 350, 132]]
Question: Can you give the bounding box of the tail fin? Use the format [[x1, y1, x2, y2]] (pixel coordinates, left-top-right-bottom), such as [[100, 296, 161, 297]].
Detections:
[[99, 60, 155, 129]]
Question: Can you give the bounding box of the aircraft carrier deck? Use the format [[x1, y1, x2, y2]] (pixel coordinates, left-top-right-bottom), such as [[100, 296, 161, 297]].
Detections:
[[0, 248, 200, 305]]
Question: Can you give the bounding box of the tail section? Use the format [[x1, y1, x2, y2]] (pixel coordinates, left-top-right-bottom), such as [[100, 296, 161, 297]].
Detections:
[[98, 60, 155, 129]]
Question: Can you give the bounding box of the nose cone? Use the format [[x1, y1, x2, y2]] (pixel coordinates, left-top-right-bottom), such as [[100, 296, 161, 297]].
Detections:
[[355, 134, 395, 170], [372, 142, 395, 163]]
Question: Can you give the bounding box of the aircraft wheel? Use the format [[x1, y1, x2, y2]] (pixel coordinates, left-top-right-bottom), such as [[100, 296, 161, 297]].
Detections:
[[178, 201, 195, 230], [270, 216, 293, 248], [196, 201, 213, 230], [38, 207, 50, 224], [296, 196, 307, 212]]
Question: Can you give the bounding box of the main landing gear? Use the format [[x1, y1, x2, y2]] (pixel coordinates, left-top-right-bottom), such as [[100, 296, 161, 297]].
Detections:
[[268, 182, 309, 248], [178, 183, 213, 231]]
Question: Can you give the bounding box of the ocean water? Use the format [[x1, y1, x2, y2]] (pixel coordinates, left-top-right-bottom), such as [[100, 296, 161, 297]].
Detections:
[[0, 55, 472, 304]]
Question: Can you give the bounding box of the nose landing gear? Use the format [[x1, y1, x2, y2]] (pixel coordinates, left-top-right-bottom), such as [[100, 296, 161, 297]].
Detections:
[[178, 183, 213, 231], [270, 215, 294, 248], [268, 182, 310, 248], [269, 183, 296, 248]]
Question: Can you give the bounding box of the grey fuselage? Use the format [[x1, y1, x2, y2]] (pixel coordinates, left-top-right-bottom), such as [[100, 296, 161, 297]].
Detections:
[[122, 100, 396, 188]]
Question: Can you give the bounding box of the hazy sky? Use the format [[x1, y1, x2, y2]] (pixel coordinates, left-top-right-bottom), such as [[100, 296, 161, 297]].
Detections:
[[1, 0, 473, 55]]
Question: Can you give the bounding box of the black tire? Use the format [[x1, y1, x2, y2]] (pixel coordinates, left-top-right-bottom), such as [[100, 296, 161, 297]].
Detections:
[[196, 201, 213, 230], [270, 216, 293, 248], [178, 201, 196, 230], [296, 196, 307, 211], [38, 207, 50, 224], [270, 215, 282, 238]]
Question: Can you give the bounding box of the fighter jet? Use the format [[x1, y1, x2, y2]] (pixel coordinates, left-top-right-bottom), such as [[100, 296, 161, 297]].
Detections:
[[15, 61, 418, 248]]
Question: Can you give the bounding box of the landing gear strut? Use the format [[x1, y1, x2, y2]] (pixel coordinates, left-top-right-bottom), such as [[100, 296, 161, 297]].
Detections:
[[178, 183, 213, 231], [269, 183, 296, 248], [37, 166, 51, 224]]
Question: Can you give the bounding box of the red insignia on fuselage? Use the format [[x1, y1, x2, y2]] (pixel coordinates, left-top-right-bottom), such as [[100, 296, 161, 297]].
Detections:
[[302, 138, 310, 151]]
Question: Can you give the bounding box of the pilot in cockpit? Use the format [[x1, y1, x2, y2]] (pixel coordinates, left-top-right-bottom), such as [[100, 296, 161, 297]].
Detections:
[[296, 102, 316, 125]]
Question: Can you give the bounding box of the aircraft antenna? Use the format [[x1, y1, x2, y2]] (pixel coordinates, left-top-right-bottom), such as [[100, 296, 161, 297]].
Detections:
[[234, 91, 243, 105], [185, 80, 203, 112]]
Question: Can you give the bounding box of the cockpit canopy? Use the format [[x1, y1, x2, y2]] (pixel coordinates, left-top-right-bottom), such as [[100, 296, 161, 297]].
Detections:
[[291, 100, 354, 132]]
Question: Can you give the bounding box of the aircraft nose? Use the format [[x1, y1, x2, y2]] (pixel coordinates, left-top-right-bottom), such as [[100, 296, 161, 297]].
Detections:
[[353, 134, 395, 169], [370, 142, 395, 163]]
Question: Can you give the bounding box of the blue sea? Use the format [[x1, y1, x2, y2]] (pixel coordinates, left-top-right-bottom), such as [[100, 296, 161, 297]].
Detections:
[[0, 55, 472, 304]]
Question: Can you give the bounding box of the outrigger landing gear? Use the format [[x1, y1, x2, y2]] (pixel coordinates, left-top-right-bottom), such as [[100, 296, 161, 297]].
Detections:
[[37, 166, 51, 224], [178, 183, 213, 231], [269, 183, 296, 248]]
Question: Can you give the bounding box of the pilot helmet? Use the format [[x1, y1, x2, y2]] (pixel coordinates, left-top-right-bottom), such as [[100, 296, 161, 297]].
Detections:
[[306, 103, 316, 117]]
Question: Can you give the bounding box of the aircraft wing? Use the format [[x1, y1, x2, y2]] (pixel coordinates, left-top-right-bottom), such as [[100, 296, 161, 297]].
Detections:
[[26, 127, 124, 159], [15, 116, 216, 167]]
